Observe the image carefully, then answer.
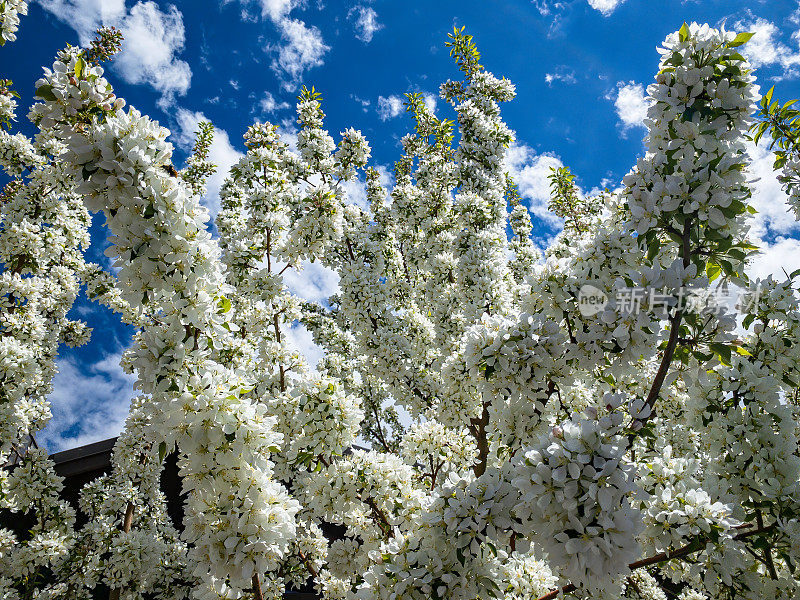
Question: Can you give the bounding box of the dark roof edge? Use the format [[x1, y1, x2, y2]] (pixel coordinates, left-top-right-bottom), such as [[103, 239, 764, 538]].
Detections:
[[51, 437, 117, 467]]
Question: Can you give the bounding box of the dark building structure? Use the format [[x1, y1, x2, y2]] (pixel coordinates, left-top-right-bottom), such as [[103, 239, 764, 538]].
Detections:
[[51, 437, 186, 529]]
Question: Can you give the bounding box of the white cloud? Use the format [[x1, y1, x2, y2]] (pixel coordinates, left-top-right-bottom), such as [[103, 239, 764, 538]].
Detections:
[[339, 177, 369, 210], [349, 5, 383, 43], [377, 95, 405, 120], [37, 0, 125, 43], [532, 1, 564, 16], [284, 322, 324, 368], [258, 91, 290, 113], [423, 93, 437, 114], [337, 165, 391, 210], [746, 140, 800, 240], [38, 1, 191, 106], [607, 81, 649, 134], [376, 94, 434, 120], [587, 0, 625, 16], [40, 352, 137, 452], [175, 108, 244, 219], [351, 94, 371, 111], [279, 261, 342, 368], [735, 138, 800, 284], [226, 0, 328, 88], [271, 18, 329, 88], [115, 2, 192, 105], [734, 16, 800, 78], [504, 142, 566, 229], [254, 0, 300, 22], [529, 0, 569, 37], [544, 68, 577, 86], [282, 260, 340, 303], [375, 163, 393, 188], [748, 236, 800, 281], [267, 116, 300, 151]]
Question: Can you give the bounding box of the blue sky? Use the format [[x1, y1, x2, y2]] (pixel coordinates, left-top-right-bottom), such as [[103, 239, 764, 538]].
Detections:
[[4, 0, 800, 451]]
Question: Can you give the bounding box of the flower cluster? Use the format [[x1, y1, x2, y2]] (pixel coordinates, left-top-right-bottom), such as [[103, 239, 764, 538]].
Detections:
[[512, 410, 642, 595], [0, 449, 76, 595], [30, 48, 301, 593], [400, 421, 478, 487], [637, 446, 736, 554], [282, 376, 364, 469], [461, 312, 568, 449], [501, 552, 558, 600], [0, 40, 101, 600], [50, 396, 194, 597], [625, 23, 756, 239], [0, 0, 26, 45], [301, 450, 426, 540]]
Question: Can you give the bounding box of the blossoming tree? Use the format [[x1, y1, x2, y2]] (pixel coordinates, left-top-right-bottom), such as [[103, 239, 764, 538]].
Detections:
[[2, 6, 800, 600]]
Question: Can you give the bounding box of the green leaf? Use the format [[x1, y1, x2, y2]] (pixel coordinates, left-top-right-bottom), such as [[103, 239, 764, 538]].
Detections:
[[719, 259, 735, 277], [716, 236, 733, 253], [727, 31, 754, 48], [81, 165, 95, 181], [752, 122, 768, 145], [35, 84, 57, 102], [217, 296, 232, 313], [706, 261, 721, 282], [158, 441, 167, 463], [666, 230, 684, 245], [647, 235, 661, 261], [693, 350, 714, 362], [602, 373, 616, 386], [710, 342, 732, 365], [764, 86, 774, 106], [75, 56, 86, 79], [678, 23, 690, 43]]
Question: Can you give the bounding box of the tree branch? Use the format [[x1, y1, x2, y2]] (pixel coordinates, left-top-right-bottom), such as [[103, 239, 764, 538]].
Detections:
[[297, 549, 319, 579], [641, 218, 692, 419], [364, 496, 393, 539], [252, 573, 264, 600], [108, 450, 148, 600], [469, 402, 490, 477], [757, 510, 778, 580]]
